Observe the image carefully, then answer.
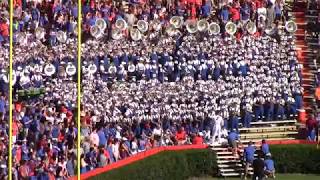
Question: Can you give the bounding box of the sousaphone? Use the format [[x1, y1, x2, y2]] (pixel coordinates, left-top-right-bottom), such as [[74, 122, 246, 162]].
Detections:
[[285, 20, 297, 33], [186, 20, 198, 34], [197, 19, 209, 32], [111, 28, 123, 40], [88, 63, 97, 74], [96, 18, 107, 31], [90, 25, 103, 39], [35, 27, 46, 40], [57, 30, 67, 43], [15, 32, 27, 45], [137, 20, 149, 33], [208, 22, 220, 35], [44, 63, 56, 76], [170, 16, 184, 29], [66, 63, 76, 76], [225, 21, 237, 36], [130, 28, 142, 41], [115, 19, 128, 31], [246, 21, 257, 35]]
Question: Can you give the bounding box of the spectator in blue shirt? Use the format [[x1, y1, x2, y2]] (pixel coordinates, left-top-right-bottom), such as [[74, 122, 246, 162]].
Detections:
[[308, 127, 317, 141], [244, 141, 256, 178], [228, 130, 239, 156], [220, 6, 229, 23], [264, 155, 276, 178], [261, 139, 270, 156]]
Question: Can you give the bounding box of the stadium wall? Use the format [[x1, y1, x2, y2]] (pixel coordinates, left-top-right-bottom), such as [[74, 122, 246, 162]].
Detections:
[[71, 140, 317, 180]]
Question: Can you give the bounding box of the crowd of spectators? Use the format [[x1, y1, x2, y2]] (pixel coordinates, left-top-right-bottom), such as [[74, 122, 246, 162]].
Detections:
[[2, 0, 305, 179], [0, 1, 9, 179]]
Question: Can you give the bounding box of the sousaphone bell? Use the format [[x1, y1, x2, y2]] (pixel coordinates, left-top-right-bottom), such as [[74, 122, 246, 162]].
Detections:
[[35, 27, 46, 40], [208, 22, 220, 35], [66, 63, 76, 76], [246, 21, 257, 35], [57, 30, 67, 43], [197, 19, 209, 32], [285, 20, 297, 33], [90, 25, 103, 39], [225, 21, 237, 36], [130, 28, 142, 41], [44, 63, 56, 76], [170, 16, 184, 29], [115, 19, 128, 31], [186, 20, 198, 34], [137, 20, 149, 33]]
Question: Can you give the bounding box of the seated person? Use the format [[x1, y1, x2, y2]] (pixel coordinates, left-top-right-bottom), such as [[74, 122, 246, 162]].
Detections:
[[175, 127, 187, 145], [261, 139, 270, 156], [264, 154, 276, 179]]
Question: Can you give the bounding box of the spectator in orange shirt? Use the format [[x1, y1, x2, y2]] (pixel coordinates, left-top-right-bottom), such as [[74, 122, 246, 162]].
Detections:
[[192, 132, 204, 144], [175, 127, 187, 145], [315, 86, 320, 107]]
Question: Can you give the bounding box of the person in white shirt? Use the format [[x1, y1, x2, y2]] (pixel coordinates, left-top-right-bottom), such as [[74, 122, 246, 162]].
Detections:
[[212, 113, 224, 144], [89, 129, 99, 147]]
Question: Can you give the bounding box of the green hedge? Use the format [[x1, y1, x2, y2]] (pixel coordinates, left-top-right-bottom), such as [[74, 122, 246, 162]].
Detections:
[[90, 149, 218, 180], [270, 144, 320, 174]]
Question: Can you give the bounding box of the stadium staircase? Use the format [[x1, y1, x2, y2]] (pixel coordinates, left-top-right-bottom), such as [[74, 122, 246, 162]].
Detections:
[[213, 1, 320, 178], [293, 0, 319, 119], [212, 120, 297, 178]]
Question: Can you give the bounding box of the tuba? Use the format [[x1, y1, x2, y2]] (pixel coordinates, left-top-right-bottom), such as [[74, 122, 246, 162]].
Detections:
[[95, 18, 107, 31], [265, 23, 277, 35], [88, 63, 97, 74], [57, 30, 67, 43], [285, 20, 297, 33], [115, 19, 128, 31], [35, 27, 46, 40], [246, 21, 257, 35], [66, 63, 76, 76], [197, 19, 209, 32], [15, 32, 27, 45], [166, 25, 177, 37], [170, 16, 184, 29], [108, 65, 117, 74], [225, 21, 237, 36], [90, 25, 103, 39], [208, 22, 220, 35], [44, 63, 56, 76], [130, 28, 142, 41], [137, 20, 149, 33], [186, 20, 198, 34], [111, 28, 123, 40]]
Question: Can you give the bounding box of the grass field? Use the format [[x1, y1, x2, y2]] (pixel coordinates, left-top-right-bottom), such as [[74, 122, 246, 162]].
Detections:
[[189, 174, 320, 180]]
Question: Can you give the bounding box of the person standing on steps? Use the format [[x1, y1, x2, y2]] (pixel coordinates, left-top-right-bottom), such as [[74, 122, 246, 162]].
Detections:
[[252, 150, 265, 180]]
